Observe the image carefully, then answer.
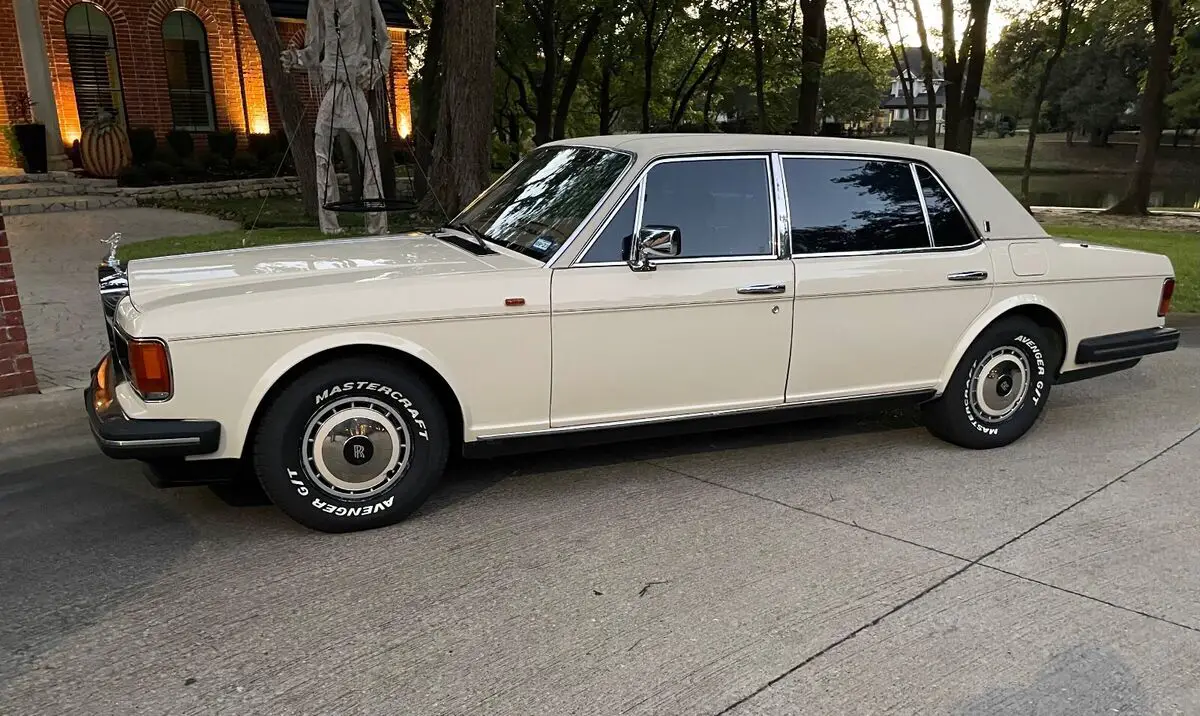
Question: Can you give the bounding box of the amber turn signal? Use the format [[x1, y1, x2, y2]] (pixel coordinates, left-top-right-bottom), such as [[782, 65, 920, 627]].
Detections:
[[1159, 278, 1175, 317], [93, 354, 113, 414], [129, 339, 173, 400]]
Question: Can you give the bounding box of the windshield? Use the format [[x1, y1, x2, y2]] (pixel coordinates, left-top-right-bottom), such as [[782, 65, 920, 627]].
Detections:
[[452, 145, 632, 262]]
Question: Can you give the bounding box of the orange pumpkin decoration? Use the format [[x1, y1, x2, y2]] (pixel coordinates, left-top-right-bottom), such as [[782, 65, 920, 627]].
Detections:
[[81, 111, 132, 178]]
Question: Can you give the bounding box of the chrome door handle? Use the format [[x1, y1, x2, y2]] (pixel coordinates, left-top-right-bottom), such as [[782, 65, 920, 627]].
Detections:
[[947, 271, 988, 282], [736, 283, 787, 295]]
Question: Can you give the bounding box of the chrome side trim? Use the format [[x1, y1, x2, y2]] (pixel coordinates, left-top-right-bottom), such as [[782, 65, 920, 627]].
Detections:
[[477, 388, 936, 440], [911, 162, 936, 247], [770, 152, 792, 259], [95, 436, 203, 449]]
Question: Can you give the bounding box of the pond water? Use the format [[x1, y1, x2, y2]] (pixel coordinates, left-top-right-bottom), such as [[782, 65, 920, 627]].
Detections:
[[995, 173, 1200, 210]]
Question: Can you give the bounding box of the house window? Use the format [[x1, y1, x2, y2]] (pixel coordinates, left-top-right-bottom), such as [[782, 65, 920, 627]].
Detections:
[[162, 10, 216, 131], [64, 3, 125, 128]]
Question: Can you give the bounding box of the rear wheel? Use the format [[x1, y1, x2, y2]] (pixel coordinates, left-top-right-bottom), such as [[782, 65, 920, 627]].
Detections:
[[922, 316, 1060, 449], [252, 357, 449, 533]]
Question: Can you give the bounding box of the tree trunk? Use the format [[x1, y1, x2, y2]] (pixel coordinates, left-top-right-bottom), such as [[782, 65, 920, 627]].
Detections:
[[702, 48, 727, 129], [421, 0, 495, 217], [1088, 126, 1109, 147], [954, 0, 992, 154], [413, 0, 445, 199], [640, 0, 658, 132], [939, 0, 962, 152], [239, 0, 318, 217], [796, 0, 828, 135], [874, 0, 915, 143], [1106, 0, 1174, 215], [1021, 0, 1072, 202], [751, 0, 769, 131], [909, 0, 937, 147], [553, 9, 603, 140], [370, 78, 396, 200], [599, 65, 614, 134]]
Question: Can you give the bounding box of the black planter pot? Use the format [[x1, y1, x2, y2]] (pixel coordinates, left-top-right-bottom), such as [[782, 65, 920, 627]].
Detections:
[[13, 123, 48, 174]]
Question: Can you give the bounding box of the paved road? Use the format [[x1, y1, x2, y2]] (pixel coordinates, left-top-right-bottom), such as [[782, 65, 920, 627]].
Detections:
[[1, 327, 1198, 715], [6, 208, 237, 390]]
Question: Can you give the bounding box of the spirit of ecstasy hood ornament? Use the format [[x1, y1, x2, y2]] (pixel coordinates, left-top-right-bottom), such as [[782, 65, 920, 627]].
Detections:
[[101, 232, 122, 269]]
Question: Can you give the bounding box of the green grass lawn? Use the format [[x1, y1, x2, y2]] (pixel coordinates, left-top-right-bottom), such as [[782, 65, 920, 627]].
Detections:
[[118, 226, 342, 262], [1041, 224, 1199, 313]]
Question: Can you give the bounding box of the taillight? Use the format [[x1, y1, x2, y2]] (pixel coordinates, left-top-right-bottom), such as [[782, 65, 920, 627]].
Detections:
[[1159, 278, 1175, 317], [128, 338, 172, 400]]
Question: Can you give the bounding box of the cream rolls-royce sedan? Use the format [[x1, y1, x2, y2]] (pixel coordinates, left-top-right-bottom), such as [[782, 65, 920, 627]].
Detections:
[[86, 134, 1181, 533]]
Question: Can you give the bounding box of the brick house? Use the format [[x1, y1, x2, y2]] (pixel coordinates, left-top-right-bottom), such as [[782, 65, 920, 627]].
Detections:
[[0, 0, 415, 169]]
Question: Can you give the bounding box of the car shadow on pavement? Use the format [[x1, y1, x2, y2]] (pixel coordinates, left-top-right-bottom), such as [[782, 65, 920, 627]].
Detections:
[[416, 406, 926, 518]]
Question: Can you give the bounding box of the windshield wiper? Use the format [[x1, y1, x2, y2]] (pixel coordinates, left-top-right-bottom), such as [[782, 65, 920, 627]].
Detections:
[[445, 221, 495, 253]]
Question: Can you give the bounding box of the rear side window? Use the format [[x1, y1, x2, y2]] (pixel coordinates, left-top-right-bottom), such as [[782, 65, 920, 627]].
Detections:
[[783, 157, 929, 255], [915, 165, 976, 247]]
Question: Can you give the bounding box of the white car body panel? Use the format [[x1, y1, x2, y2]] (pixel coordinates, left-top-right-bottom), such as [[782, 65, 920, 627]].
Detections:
[[96, 134, 1175, 462]]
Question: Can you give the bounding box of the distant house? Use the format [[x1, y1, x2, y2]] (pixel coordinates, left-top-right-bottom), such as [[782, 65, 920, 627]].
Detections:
[[877, 48, 992, 135]]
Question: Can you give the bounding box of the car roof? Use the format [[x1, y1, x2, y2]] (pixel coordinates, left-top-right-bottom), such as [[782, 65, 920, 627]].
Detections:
[[546, 133, 959, 163], [542, 133, 1050, 243]]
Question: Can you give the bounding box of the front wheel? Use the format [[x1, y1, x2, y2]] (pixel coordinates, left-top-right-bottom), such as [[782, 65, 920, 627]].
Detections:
[[922, 316, 1060, 449], [252, 357, 450, 533]]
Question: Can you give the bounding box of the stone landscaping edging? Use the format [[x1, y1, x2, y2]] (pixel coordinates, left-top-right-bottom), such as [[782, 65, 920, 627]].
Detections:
[[98, 175, 351, 201]]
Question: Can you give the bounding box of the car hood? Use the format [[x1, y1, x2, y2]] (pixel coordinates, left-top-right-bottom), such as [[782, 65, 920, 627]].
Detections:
[[124, 231, 534, 313]]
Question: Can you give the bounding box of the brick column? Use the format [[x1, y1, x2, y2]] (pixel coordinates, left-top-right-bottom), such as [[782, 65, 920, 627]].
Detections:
[[0, 210, 39, 398]]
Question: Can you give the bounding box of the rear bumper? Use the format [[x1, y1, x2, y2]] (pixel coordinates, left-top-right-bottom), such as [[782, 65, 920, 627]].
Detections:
[[86, 355, 221, 461], [1075, 327, 1181, 364]]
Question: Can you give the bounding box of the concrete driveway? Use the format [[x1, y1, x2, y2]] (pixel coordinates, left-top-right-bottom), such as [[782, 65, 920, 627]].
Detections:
[[1, 324, 1197, 715], [5, 208, 236, 390]]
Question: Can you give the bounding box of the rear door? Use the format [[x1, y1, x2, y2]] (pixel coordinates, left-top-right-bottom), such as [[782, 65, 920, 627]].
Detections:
[[781, 156, 994, 402]]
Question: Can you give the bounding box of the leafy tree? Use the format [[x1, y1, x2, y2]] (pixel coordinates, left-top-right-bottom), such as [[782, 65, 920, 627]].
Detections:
[[818, 26, 889, 125]]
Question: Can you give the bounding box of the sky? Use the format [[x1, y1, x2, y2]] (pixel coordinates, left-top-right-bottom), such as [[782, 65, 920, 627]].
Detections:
[[830, 0, 1034, 51]]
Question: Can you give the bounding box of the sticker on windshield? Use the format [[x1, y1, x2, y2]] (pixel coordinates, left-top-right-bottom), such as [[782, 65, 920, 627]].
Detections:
[[531, 236, 556, 253]]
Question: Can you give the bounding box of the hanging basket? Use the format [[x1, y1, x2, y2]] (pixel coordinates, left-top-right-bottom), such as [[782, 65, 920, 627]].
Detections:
[[322, 197, 417, 212]]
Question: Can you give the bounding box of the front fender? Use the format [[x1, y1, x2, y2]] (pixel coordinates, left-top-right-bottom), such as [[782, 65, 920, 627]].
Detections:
[[934, 293, 1066, 395], [229, 331, 474, 457]]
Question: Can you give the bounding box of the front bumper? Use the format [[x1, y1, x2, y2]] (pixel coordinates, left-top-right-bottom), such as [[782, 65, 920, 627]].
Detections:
[[86, 354, 221, 460]]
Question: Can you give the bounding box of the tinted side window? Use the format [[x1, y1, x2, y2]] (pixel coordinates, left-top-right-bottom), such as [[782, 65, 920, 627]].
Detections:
[[783, 158, 928, 254], [580, 190, 638, 263], [916, 165, 975, 247], [641, 158, 773, 258]]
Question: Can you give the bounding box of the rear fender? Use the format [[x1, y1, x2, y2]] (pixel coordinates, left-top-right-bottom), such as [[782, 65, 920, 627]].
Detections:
[[934, 294, 1065, 396]]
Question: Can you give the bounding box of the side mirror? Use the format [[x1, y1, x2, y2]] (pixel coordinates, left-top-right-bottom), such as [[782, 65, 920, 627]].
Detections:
[[629, 225, 681, 271]]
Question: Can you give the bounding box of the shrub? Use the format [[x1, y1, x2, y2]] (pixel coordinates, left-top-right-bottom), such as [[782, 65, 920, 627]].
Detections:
[[128, 127, 157, 164], [153, 147, 180, 165], [248, 132, 278, 160], [117, 165, 151, 187], [206, 130, 238, 160], [145, 160, 174, 183], [204, 153, 230, 173], [179, 156, 206, 179], [232, 150, 259, 172], [166, 129, 194, 158]]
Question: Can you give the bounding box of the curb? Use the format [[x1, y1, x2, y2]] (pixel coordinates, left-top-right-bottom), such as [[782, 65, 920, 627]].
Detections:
[[0, 387, 87, 442]]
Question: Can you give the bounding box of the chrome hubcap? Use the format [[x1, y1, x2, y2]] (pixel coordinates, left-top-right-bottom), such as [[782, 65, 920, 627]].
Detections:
[[302, 397, 411, 499], [969, 347, 1031, 423]]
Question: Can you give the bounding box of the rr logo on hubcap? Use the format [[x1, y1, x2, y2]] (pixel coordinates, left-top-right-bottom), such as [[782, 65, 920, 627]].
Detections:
[[343, 435, 375, 466]]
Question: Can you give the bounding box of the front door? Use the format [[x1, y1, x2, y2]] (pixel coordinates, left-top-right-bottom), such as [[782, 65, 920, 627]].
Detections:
[[778, 155, 994, 401], [550, 155, 795, 428]]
